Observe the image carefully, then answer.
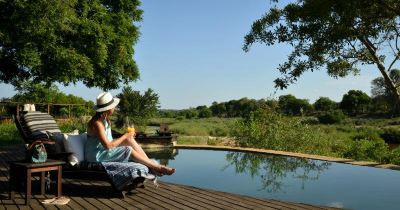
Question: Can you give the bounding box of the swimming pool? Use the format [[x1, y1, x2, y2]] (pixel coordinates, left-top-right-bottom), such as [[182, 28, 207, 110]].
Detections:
[[146, 148, 400, 210]]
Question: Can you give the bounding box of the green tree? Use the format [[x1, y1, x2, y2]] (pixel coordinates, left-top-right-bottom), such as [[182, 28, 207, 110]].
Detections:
[[278, 94, 312, 116], [0, 0, 142, 90], [196, 106, 212, 118], [314, 97, 337, 112], [371, 69, 400, 114], [340, 90, 371, 115], [244, 0, 400, 109], [12, 82, 93, 116], [180, 108, 198, 119], [210, 102, 227, 117], [318, 109, 346, 124], [116, 86, 159, 129]]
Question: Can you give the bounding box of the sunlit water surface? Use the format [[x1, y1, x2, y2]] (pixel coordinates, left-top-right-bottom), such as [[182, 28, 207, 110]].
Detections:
[[146, 148, 400, 210]]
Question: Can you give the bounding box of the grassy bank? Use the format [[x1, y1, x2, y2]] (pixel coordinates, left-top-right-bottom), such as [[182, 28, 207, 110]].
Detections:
[[149, 117, 236, 137], [2, 115, 400, 165]]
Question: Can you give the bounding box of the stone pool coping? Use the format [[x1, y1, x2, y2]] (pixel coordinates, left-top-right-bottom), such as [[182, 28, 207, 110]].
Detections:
[[174, 144, 400, 171]]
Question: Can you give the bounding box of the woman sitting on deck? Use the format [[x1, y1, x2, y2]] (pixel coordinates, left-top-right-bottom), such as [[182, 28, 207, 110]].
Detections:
[[85, 92, 175, 176]]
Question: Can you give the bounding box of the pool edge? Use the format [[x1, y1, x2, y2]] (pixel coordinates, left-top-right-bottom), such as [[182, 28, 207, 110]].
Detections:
[[174, 144, 400, 171]]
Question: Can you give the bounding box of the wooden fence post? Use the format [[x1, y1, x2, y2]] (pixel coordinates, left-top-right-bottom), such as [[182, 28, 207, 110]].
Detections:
[[16, 104, 20, 117], [47, 104, 50, 114]]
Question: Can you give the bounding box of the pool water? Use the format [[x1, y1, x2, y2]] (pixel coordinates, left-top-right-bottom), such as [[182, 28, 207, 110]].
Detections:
[[147, 148, 400, 210]]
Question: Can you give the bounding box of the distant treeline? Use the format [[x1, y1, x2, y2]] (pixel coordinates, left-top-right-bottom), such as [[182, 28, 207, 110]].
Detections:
[[159, 88, 397, 122]]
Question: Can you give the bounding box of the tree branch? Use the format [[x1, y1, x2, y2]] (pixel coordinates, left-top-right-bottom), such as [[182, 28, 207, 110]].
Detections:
[[359, 35, 400, 104], [388, 53, 399, 71]]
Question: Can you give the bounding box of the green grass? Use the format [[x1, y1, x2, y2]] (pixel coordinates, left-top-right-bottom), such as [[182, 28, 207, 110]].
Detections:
[[0, 118, 87, 146], [176, 136, 209, 145], [0, 123, 23, 146], [167, 117, 237, 136]]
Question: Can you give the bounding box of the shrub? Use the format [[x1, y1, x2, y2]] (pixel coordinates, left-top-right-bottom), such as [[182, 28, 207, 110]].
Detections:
[[318, 110, 346, 124], [380, 127, 400, 143], [231, 108, 333, 155], [343, 139, 390, 163], [387, 148, 400, 165], [57, 119, 87, 133], [0, 123, 23, 145], [354, 118, 368, 125], [301, 117, 319, 125], [352, 128, 383, 142], [209, 127, 228, 136]]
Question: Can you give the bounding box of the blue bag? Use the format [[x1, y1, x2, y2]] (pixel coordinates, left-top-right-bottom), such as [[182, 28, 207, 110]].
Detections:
[[26, 141, 53, 163]]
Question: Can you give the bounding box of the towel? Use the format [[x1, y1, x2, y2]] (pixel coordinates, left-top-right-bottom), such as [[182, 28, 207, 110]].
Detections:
[[41, 196, 70, 205], [101, 161, 156, 191]]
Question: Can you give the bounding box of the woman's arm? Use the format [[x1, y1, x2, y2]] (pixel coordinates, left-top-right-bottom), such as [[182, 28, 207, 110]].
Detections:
[[93, 120, 133, 149]]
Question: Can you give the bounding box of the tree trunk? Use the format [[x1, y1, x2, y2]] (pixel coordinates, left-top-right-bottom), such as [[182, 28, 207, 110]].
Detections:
[[123, 115, 131, 128], [359, 37, 400, 112]]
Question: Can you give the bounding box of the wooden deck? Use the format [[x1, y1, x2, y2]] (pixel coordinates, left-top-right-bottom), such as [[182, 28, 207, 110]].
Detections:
[[0, 145, 338, 210]]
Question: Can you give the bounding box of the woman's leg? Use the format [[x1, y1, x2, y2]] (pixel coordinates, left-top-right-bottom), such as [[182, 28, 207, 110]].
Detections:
[[127, 138, 149, 159], [129, 149, 161, 169], [121, 138, 175, 175]]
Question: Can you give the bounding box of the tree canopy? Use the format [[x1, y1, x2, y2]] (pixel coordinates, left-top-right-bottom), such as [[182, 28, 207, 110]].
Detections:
[[340, 90, 371, 115], [244, 0, 400, 108], [0, 0, 142, 90], [278, 94, 312, 116], [314, 97, 337, 112], [11, 83, 93, 116], [116, 86, 159, 128], [371, 69, 400, 114]]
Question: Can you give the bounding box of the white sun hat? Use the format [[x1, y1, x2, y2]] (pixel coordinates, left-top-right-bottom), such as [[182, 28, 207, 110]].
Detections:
[[23, 104, 36, 112], [94, 92, 120, 112]]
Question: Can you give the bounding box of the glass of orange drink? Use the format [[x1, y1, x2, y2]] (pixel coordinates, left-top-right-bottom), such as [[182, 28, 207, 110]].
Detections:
[[127, 127, 135, 133]]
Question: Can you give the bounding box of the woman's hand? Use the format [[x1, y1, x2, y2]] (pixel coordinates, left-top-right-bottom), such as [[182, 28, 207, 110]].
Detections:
[[124, 131, 136, 141]]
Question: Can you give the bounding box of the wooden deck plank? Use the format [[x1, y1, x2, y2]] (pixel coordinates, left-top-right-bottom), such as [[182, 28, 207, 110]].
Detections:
[[110, 194, 145, 210], [153, 182, 258, 210], [139, 182, 225, 210], [140, 183, 207, 209], [0, 145, 338, 210], [163, 182, 277, 210]]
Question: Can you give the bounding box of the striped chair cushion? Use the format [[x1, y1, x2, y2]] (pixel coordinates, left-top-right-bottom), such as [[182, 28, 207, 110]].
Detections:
[[22, 112, 61, 135]]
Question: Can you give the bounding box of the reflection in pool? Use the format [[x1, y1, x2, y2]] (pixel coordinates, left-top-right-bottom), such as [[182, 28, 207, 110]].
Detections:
[[145, 148, 400, 210]]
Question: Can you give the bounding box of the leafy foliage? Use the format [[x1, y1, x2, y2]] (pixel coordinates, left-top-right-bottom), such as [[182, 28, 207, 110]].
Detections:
[[231, 107, 333, 155], [318, 109, 346, 124], [196, 106, 212, 118], [0, 0, 142, 90], [314, 97, 337, 112], [244, 0, 400, 107], [278, 94, 312, 116], [380, 127, 400, 143], [11, 82, 93, 116], [340, 90, 371, 115], [210, 98, 270, 118], [116, 86, 159, 129], [371, 69, 400, 114], [343, 139, 390, 163]]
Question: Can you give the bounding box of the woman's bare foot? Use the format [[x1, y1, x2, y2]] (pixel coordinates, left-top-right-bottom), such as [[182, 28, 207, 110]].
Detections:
[[157, 165, 175, 176]]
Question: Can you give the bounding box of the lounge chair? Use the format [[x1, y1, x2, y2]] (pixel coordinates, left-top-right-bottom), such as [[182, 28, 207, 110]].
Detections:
[[156, 123, 172, 136], [13, 111, 148, 197]]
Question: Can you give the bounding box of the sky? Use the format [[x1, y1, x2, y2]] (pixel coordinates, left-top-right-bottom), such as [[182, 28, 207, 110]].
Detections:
[[0, 0, 383, 109]]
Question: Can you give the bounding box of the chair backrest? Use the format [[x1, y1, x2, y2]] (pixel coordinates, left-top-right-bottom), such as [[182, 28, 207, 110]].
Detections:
[[23, 112, 61, 134], [14, 111, 61, 143], [157, 123, 172, 136], [13, 114, 30, 142], [159, 123, 169, 133]]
